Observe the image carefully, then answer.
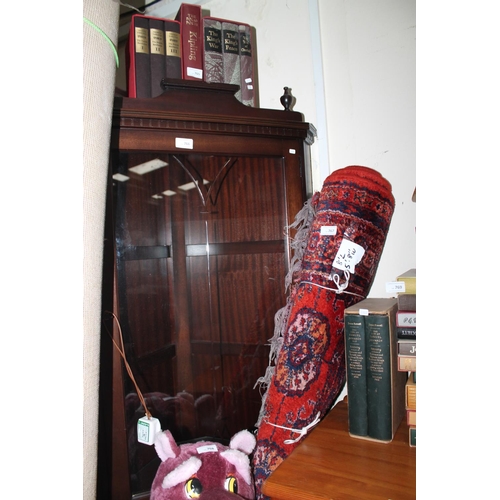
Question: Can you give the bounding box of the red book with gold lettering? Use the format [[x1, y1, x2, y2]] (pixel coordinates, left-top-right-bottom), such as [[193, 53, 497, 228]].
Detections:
[[175, 3, 203, 81]]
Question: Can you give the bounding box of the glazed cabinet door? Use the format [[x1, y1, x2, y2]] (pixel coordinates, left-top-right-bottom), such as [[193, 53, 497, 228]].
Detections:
[[109, 150, 296, 495]]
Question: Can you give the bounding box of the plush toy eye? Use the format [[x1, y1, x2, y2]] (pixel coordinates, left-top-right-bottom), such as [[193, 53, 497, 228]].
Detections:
[[224, 476, 238, 494], [185, 477, 203, 498]]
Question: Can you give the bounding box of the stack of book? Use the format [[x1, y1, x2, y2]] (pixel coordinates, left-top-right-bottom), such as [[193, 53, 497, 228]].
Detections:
[[126, 3, 257, 107], [344, 297, 407, 443], [127, 14, 182, 99], [395, 268, 416, 447]]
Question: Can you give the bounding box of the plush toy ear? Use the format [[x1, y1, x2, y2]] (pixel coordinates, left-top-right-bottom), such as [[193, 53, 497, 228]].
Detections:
[[220, 449, 253, 486], [154, 429, 181, 462], [229, 429, 256, 455]]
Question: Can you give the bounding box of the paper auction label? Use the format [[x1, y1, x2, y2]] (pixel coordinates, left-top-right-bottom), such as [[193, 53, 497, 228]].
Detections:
[[320, 226, 337, 236], [386, 281, 406, 293], [332, 239, 365, 274]]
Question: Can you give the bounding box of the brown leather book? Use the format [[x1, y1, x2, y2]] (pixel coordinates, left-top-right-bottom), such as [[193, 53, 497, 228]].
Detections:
[[165, 19, 182, 81], [149, 17, 166, 97], [128, 14, 151, 98]]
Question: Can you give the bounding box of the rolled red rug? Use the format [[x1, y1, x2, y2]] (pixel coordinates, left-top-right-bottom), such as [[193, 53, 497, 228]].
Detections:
[[252, 166, 395, 499]]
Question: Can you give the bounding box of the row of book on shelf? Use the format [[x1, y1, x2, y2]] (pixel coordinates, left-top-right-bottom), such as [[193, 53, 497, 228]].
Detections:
[[344, 268, 416, 447], [127, 3, 257, 107]]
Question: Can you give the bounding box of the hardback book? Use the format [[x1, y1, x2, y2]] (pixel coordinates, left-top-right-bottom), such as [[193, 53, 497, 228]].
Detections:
[[397, 326, 416, 340], [398, 355, 416, 372], [149, 17, 166, 97], [396, 310, 416, 328], [164, 19, 182, 81], [238, 23, 256, 106], [221, 19, 242, 101], [130, 15, 181, 98], [203, 17, 224, 83], [407, 409, 416, 426], [396, 268, 416, 294], [344, 297, 406, 443], [397, 292, 416, 311], [344, 310, 368, 437], [175, 3, 203, 80], [398, 340, 416, 356], [409, 426, 416, 447], [405, 374, 416, 410], [128, 14, 151, 98]]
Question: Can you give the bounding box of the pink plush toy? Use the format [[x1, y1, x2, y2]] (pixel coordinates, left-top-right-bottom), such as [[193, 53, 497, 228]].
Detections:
[[151, 429, 256, 499]]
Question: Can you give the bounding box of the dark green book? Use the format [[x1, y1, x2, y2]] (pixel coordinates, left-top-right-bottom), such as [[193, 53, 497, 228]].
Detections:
[[409, 426, 416, 447], [344, 312, 368, 437], [344, 298, 406, 443]]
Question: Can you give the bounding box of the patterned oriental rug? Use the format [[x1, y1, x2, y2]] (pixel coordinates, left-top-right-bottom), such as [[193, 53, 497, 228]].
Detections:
[[252, 166, 395, 499]]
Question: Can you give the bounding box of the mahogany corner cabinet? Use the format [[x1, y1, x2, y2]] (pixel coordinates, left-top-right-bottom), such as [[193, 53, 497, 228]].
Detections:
[[98, 80, 316, 499]]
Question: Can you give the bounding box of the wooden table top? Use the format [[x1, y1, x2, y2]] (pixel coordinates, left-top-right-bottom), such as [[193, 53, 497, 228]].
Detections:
[[262, 399, 416, 500]]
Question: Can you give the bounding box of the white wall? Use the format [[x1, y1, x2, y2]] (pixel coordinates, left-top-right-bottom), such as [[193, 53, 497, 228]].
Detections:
[[320, 0, 416, 295]]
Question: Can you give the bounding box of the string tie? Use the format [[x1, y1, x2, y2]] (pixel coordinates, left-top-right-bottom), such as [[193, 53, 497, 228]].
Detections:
[[300, 270, 364, 298], [331, 269, 350, 293], [265, 412, 322, 444]]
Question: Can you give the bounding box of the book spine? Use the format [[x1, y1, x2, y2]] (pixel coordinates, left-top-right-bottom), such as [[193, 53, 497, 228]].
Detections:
[[365, 313, 393, 441], [407, 409, 416, 426], [397, 326, 416, 340], [129, 15, 151, 98], [397, 340, 416, 356], [397, 270, 416, 294], [397, 281, 416, 295], [203, 18, 223, 83], [398, 355, 416, 372], [149, 18, 166, 97], [165, 20, 182, 80], [344, 313, 368, 437], [222, 21, 241, 101], [409, 426, 416, 447], [365, 304, 405, 443], [397, 293, 416, 311], [239, 24, 255, 106], [176, 4, 203, 80], [405, 376, 416, 410], [396, 310, 416, 328]]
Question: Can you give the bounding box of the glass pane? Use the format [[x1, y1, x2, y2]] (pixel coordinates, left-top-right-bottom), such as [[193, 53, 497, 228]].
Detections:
[[112, 152, 288, 494]]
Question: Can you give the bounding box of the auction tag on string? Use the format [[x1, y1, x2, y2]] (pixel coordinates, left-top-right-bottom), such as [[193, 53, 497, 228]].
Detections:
[[332, 239, 365, 274]]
